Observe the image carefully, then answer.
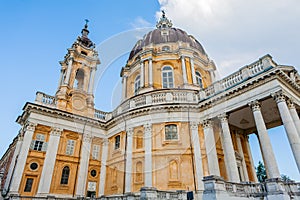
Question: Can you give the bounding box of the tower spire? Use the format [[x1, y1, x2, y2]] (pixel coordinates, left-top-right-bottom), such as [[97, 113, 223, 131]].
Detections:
[[78, 19, 95, 48], [156, 10, 173, 29]]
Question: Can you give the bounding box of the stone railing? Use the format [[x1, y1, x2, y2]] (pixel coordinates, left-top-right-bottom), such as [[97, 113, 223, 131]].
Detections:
[[224, 181, 267, 198], [94, 109, 111, 121], [112, 89, 199, 118], [199, 54, 276, 101], [35, 92, 57, 107]]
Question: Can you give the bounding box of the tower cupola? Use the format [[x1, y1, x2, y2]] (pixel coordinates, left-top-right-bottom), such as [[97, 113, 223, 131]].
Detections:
[[55, 20, 100, 117]]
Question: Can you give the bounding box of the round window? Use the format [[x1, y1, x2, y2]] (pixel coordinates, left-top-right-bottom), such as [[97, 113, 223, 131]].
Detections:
[[90, 170, 97, 177], [30, 162, 38, 170]]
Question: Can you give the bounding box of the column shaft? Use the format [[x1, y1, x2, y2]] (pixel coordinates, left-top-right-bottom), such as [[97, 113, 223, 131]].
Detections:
[[9, 123, 36, 195], [148, 59, 153, 86], [75, 135, 92, 197], [64, 57, 73, 85], [122, 76, 127, 101], [245, 136, 258, 182], [99, 139, 109, 196], [190, 58, 197, 85], [190, 122, 204, 190], [181, 56, 188, 85], [203, 120, 220, 176], [288, 100, 300, 138], [125, 128, 133, 193], [273, 94, 300, 172], [140, 61, 144, 88], [250, 101, 280, 178], [219, 115, 240, 182], [88, 67, 96, 94], [37, 128, 62, 196], [236, 134, 249, 182], [144, 124, 152, 187]]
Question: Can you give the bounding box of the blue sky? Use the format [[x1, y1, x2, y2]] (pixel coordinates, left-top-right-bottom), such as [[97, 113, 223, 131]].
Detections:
[[0, 1, 299, 181]]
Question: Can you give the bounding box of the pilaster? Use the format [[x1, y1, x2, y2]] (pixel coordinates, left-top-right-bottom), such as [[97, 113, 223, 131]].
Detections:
[[202, 119, 220, 176], [99, 138, 109, 196], [190, 121, 204, 190], [75, 134, 92, 197], [125, 128, 134, 193], [144, 123, 152, 187], [9, 122, 36, 195], [37, 127, 62, 196]]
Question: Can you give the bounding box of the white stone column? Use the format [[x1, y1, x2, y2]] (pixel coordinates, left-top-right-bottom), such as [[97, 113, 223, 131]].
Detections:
[[249, 101, 281, 178], [148, 58, 153, 87], [64, 57, 73, 85], [272, 93, 300, 172], [144, 124, 152, 187], [203, 120, 220, 176], [190, 57, 197, 85], [288, 100, 300, 138], [4, 134, 23, 191], [99, 139, 109, 196], [218, 114, 240, 182], [140, 61, 144, 88], [75, 134, 92, 197], [125, 128, 133, 193], [245, 135, 258, 182], [236, 134, 249, 182], [181, 56, 188, 85], [88, 67, 97, 94], [122, 75, 127, 101], [190, 121, 204, 190], [9, 122, 36, 195], [58, 69, 64, 87], [37, 127, 62, 196]]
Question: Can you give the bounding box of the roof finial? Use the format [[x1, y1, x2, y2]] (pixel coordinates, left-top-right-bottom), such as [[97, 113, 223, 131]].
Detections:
[[156, 10, 173, 29], [84, 19, 89, 28]]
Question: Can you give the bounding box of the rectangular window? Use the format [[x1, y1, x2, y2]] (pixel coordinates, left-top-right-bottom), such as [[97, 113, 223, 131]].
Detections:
[[92, 145, 100, 160], [66, 140, 75, 155], [165, 124, 178, 140], [24, 178, 34, 192], [115, 135, 120, 150], [31, 133, 45, 151]]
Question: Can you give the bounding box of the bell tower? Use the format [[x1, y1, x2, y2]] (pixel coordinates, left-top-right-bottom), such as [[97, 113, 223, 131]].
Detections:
[[56, 20, 100, 117]]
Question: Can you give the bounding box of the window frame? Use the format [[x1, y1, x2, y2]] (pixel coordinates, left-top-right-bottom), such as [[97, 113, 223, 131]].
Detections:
[[60, 166, 70, 185], [134, 74, 141, 95], [65, 139, 75, 156], [164, 124, 178, 141], [114, 135, 121, 150], [195, 71, 203, 88], [24, 178, 34, 192], [162, 66, 174, 88], [92, 144, 100, 160]]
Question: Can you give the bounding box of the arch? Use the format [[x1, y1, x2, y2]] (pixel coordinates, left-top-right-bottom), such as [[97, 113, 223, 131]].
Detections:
[[195, 71, 203, 88], [162, 66, 174, 88], [60, 166, 70, 184], [165, 124, 178, 140], [134, 74, 140, 95], [169, 160, 179, 180], [74, 69, 85, 89], [135, 161, 143, 182]]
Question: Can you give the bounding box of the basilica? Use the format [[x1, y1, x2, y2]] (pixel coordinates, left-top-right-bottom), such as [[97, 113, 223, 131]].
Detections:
[[0, 13, 300, 200]]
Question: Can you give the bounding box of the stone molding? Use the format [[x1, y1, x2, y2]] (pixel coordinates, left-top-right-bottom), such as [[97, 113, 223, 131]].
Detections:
[[127, 128, 134, 137], [83, 134, 92, 143], [190, 121, 198, 130], [50, 127, 63, 136], [25, 122, 37, 132]]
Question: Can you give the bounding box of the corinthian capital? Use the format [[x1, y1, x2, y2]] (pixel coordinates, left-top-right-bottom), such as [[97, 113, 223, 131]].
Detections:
[[249, 100, 261, 112], [50, 127, 63, 136], [271, 91, 286, 104], [218, 113, 228, 123], [202, 119, 213, 129], [190, 121, 199, 130], [25, 122, 37, 132]]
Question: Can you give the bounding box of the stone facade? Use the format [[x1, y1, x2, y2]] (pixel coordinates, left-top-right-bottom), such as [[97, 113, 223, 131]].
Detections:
[[1, 13, 300, 200]]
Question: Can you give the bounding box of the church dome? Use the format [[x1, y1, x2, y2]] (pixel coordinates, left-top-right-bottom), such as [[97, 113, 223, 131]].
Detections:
[[128, 12, 206, 60]]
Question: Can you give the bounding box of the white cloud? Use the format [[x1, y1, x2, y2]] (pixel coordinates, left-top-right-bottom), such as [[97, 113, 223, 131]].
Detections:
[[130, 16, 152, 29], [157, 0, 300, 77]]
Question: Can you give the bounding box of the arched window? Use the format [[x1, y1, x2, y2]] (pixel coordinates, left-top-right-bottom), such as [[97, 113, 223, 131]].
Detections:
[[195, 71, 203, 88], [74, 69, 85, 89], [162, 66, 174, 88], [134, 75, 140, 95], [165, 124, 178, 140], [135, 161, 143, 182], [60, 166, 70, 184]]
